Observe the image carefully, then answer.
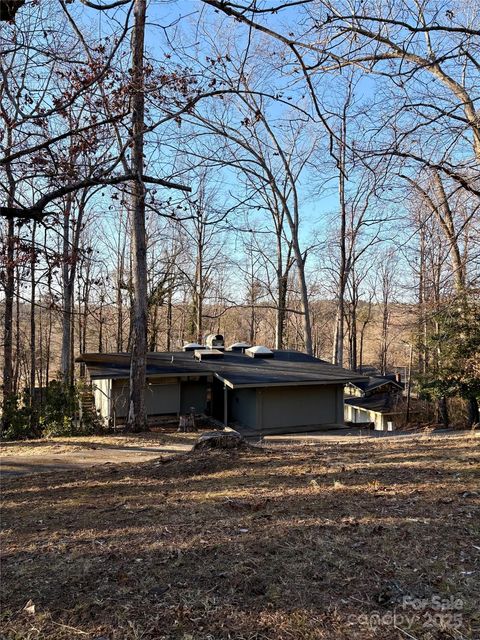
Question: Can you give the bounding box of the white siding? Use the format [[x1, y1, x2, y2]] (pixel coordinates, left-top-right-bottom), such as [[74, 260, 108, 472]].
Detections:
[[93, 378, 112, 424], [345, 404, 371, 424]]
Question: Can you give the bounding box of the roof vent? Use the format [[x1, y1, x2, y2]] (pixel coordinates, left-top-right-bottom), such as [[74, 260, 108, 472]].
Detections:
[[228, 342, 251, 353], [205, 333, 224, 350], [245, 345, 274, 359], [183, 342, 203, 352], [194, 349, 224, 361]]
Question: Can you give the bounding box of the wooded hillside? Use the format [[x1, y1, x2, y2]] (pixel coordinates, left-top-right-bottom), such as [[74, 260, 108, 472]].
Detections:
[[1, 0, 479, 435]]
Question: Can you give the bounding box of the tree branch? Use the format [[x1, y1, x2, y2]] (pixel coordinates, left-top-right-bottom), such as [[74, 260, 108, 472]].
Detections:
[[0, 173, 191, 221]]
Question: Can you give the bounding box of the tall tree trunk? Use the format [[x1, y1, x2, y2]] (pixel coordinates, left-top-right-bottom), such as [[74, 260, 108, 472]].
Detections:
[[332, 97, 348, 367], [292, 240, 312, 355], [45, 270, 53, 388], [380, 303, 389, 376], [358, 296, 373, 373], [38, 303, 44, 402], [127, 256, 134, 352], [276, 274, 287, 350], [248, 277, 256, 346], [77, 279, 86, 378], [70, 306, 75, 388], [127, 0, 148, 432], [80, 274, 89, 377], [432, 171, 465, 293], [275, 234, 290, 350], [438, 395, 449, 428], [348, 300, 358, 371], [116, 279, 124, 352], [60, 195, 74, 383], [166, 287, 173, 351], [98, 294, 105, 353], [116, 217, 126, 351], [29, 222, 36, 405], [149, 302, 159, 351], [2, 124, 16, 431], [358, 327, 365, 372], [418, 220, 428, 374], [60, 192, 85, 385], [467, 397, 479, 428], [195, 245, 203, 343], [14, 264, 21, 395], [2, 218, 15, 427], [379, 261, 393, 376]]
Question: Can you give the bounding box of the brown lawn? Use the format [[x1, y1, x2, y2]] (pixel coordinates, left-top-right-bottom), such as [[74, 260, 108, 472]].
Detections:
[[1, 433, 479, 639], [0, 432, 200, 458]]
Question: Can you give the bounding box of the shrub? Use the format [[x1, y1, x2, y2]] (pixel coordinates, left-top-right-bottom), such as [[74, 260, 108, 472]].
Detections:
[[1, 381, 103, 440], [39, 381, 78, 437], [0, 393, 37, 440]]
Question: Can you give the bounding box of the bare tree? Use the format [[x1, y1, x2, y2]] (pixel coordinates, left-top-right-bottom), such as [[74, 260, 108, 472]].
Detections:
[[126, 0, 148, 431], [201, 1, 480, 195], [188, 89, 315, 352]]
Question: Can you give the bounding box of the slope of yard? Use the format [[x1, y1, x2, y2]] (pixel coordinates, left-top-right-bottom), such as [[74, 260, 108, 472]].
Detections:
[[1, 434, 479, 639], [0, 432, 200, 479], [0, 432, 200, 458]]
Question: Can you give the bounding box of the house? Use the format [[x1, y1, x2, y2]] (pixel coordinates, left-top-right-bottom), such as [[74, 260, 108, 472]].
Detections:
[[77, 337, 365, 436], [344, 374, 405, 431], [345, 374, 404, 399]]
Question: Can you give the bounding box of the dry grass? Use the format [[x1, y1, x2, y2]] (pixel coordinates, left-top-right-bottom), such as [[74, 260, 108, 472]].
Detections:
[[1, 433, 479, 639], [0, 432, 199, 458]]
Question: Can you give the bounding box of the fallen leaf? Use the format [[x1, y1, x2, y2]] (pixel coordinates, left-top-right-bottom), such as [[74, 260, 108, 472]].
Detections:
[[23, 600, 35, 615]]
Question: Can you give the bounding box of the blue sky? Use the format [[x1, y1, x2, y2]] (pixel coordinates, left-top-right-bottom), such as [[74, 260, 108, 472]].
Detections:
[[58, 0, 415, 303]]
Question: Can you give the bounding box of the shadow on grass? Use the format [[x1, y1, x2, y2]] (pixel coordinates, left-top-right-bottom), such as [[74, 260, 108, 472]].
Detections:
[[0, 432, 200, 453], [1, 438, 479, 640]]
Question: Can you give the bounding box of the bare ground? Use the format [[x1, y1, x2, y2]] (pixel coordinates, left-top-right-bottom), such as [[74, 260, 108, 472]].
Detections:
[[0, 433, 199, 478], [1, 433, 479, 639]]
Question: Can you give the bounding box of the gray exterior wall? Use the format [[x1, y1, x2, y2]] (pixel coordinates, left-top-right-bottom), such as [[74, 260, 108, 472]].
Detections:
[[111, 378, 180, 419], [180, 380, 208, 414], [260, 384, 341, 431], [231, 383, 344, 434], [95, 375, 344, 434], [231, 388, 258, 429], [101, 376, 208, 421], [145, 382, 180, 415], [111, 381, 128, 419]]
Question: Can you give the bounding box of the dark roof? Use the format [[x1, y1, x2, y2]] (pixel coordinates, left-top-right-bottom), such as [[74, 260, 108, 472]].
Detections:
[[345, 394, 404, 414], [349, 376, 404, 393], [77, 350, 366, 389], [75, 352, 206, 380]]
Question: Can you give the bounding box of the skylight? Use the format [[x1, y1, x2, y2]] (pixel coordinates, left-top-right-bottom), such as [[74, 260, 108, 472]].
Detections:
[[245, 346, 274, 358]]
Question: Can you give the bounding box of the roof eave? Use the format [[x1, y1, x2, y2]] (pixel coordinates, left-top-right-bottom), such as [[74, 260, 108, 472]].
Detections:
[[216, 373, 352, 389]]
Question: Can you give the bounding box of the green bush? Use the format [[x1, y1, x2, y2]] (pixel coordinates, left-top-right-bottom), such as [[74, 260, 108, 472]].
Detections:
[[39, 381, 78, 437], [0, 393, 37, 440], [1, 381, 102, 440]]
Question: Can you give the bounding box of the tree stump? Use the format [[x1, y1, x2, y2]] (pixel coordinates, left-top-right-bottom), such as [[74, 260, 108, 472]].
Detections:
[[178, 409, 198, 433], [193, 430, 244, 450]]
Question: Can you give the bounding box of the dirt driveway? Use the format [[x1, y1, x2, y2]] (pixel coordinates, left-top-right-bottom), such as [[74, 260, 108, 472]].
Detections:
[[0, 432, 198, 479]]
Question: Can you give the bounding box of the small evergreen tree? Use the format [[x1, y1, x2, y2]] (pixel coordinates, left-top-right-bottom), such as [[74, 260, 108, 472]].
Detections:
[[419, 297, 480, 427]]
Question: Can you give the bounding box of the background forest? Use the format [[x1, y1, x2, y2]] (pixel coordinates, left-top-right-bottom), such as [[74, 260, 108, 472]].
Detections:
[[1, 0, 479, 436]]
